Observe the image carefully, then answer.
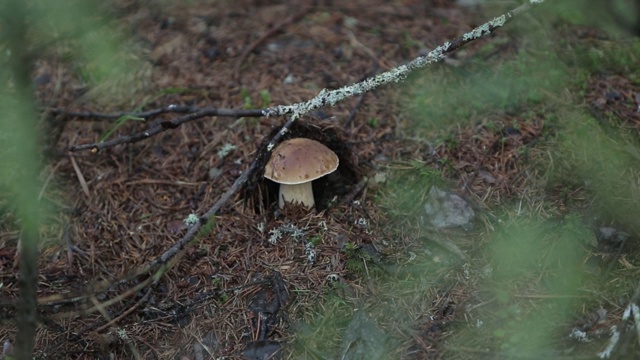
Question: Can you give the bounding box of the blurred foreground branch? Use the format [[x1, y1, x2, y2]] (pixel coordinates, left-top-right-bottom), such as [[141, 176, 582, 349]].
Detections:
[[1, 1, 43, 359]]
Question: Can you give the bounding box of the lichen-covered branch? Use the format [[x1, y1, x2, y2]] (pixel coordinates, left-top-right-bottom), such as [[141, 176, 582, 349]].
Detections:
[[262, 0, 547, 122]]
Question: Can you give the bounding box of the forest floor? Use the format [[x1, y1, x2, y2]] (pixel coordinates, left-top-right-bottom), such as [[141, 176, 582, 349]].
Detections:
[[2, 0, 640, 359]]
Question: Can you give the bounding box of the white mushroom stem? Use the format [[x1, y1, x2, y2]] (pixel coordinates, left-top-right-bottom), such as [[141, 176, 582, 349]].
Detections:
[[279, 182, 314, 209]]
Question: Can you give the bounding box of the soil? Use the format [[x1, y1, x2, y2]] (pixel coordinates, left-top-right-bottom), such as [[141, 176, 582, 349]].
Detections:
[[1, 0, 640, 359]]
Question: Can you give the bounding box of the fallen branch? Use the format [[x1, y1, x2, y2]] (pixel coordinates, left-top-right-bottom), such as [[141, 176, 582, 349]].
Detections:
[[261, 0, 547, 122], [67, 107, 263, 152], [51, 104, 228, 120]]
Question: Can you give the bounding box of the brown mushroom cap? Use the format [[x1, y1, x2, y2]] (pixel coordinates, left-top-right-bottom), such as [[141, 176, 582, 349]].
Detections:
[[264, 138, 339, 184]]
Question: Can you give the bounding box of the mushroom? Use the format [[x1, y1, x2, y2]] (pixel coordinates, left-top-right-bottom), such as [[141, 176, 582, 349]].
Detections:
[[264, 138, 339, 209]]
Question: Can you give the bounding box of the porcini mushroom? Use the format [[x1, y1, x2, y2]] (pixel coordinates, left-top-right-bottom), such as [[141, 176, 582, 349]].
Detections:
[[264, 138, 339, 209]]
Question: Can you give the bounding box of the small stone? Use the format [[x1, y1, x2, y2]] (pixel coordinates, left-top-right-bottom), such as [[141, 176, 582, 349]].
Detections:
[[424, 186, 475, 230], [284, 73, 296, 84]]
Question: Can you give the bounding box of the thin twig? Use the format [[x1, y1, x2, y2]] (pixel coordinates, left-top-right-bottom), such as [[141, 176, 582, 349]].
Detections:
[[344, 67, 379, 128], [69, 153, 90, 197], [47, 276, 154, 320], [95, 288, 152, 333], [347, 31, 392, 70], [343, 93, 367, 129], [67, 107, 263, 152], [89, 296, 142, 359], [51, 104, 209, 120]]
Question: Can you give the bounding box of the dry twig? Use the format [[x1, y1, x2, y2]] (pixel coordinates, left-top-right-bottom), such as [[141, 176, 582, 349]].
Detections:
[[52, 104, 218, 120], [67, 107, 263, 152]]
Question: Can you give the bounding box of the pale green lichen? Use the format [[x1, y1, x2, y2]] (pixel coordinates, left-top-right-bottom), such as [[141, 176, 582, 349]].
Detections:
[[268, 223, 307, 244], [463, 23, 491, 41], [261, 43, 450, 121], [116, 328, 129, 340], [490, 15, 507, 28], [305, 242, 316, 264], [597, 326, 620, 359], [184, 213, 199, 226], [261, 0, 545, 128], [268, 228, 282, 244], [217, 143, 236, 159], [326, 274, 340, 282], [462, 15, 507, 41]]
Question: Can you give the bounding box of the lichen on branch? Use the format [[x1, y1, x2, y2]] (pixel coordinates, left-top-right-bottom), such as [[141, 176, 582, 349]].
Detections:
[[262, 0, 547, 123]]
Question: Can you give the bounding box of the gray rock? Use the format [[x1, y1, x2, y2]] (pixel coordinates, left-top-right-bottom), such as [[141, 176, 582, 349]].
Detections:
[[424, 186, 475, 230]]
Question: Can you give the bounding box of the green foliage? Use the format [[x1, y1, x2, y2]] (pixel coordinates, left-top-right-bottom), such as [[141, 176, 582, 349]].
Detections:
[[375, 3, 640, 358], [551, 111, 640, 231], [569, 40, 640, 76], [544, 0, 639, 36], [241, 88, 272, 109], [380, 161, 445, 219], [342, 243, 386, 277], [309, 235, 322, 246], [218, 292, 229, 303], [293, 288, 398, 359], [433, 215, 592, 358], [30, 1, 141, 94], [292, 291, 356, 357], [0, 2, 147, 354], [259, 89, 272, 107], [406, 50, 568, 132]]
